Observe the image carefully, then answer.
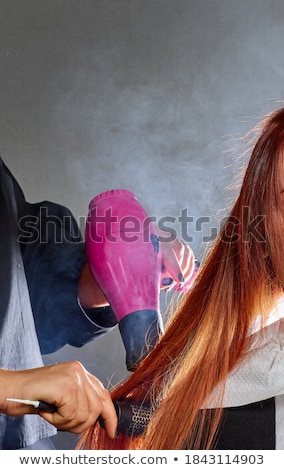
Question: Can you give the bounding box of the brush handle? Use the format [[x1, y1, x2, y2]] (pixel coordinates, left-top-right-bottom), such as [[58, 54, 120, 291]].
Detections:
[[35, 400, 57, 413]]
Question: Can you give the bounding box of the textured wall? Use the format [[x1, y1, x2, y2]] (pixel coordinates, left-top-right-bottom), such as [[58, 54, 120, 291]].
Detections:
[[1, 0, 284, 448]]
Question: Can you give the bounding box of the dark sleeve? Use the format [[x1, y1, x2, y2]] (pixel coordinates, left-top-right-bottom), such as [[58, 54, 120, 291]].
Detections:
[[18, 199, 117, 354]]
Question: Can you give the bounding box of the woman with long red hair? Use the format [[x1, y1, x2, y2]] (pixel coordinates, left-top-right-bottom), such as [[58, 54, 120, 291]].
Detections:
[[78, 107, 284, 450]]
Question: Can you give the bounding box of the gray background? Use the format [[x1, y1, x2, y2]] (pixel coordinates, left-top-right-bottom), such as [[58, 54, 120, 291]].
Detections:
[[1, 0, 283, 448]]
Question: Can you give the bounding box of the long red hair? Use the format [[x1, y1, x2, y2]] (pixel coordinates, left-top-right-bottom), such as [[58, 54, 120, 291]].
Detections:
[[78, 107, 284, 450]]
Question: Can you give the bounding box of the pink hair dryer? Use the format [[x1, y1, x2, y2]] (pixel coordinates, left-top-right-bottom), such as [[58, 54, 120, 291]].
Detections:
[[85, 189, 163, 370]]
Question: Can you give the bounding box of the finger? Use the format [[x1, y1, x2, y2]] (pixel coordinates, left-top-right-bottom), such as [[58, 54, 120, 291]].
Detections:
[[161, 242, 184, 284], [100, 400, 118, 439], [161, 244, 196, 292], [85, 373, 118, 438], [179, 244, 195, 283]]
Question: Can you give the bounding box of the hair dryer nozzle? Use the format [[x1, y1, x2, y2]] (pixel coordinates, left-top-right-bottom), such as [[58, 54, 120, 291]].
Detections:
[[119, 309, 163, 371]]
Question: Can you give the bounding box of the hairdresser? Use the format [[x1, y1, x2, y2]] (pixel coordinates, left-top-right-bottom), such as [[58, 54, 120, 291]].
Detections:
[[0, 157, 194, 449]]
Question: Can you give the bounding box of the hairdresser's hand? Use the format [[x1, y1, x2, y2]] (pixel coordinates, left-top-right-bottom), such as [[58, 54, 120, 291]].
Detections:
[[78, 232, 196, 308], [1, 361, 117, 437], [157, 228, 196, 291]]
